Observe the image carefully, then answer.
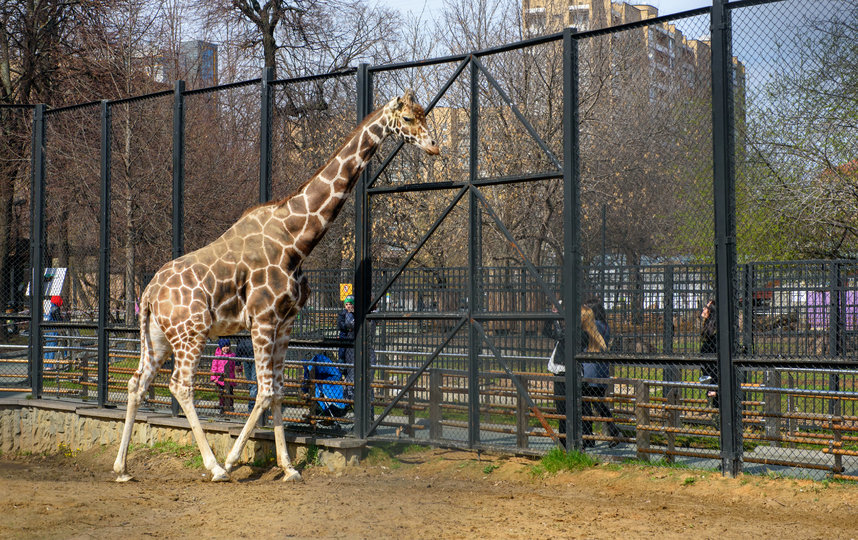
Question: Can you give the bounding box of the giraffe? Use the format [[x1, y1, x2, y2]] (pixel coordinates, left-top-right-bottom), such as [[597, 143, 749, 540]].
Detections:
[[113, 90, 439, 482]]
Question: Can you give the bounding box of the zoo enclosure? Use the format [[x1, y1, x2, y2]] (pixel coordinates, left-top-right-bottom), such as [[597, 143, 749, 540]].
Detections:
[[2, 0, 857, 481]]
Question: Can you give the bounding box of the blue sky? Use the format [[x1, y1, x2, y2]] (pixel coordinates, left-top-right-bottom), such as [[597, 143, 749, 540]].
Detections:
[[376, 0, 713, 18]]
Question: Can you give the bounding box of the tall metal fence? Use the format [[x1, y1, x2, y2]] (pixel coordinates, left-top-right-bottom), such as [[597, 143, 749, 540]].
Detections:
[[1, 0, 857, 481]]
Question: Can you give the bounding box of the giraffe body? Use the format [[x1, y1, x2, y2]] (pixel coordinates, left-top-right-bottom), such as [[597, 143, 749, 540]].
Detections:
[[114, 90, 438, 482]]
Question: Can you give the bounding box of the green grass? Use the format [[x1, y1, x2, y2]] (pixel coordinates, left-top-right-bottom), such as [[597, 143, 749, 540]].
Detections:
[[364, 441, 427, 468], [622, 457, 695, 470], [297, 444, 320, 468], [133, 441, 204, 469], [530, 447, 598, 476]]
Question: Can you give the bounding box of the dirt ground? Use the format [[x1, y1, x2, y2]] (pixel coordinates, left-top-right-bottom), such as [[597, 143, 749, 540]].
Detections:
[[1, 444, 857, 540]]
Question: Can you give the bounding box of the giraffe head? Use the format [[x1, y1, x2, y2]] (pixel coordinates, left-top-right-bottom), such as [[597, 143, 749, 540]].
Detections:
[[386, 89, 440, 155]]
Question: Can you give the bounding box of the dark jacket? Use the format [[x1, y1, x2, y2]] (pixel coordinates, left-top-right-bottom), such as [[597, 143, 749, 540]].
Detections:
[[543, 318, 565, 366], [337, 309, 355, 340], [700, 304, 717, 354]]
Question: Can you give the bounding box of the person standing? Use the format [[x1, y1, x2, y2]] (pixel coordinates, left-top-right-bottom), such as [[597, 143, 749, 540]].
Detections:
[[699, 299, 719, 408], [337, 295, 356, 401], [543, 302, 567, 437], [580, 298, 620, 448], [44, 296, 63, 371], [211, 338, 236, 413]]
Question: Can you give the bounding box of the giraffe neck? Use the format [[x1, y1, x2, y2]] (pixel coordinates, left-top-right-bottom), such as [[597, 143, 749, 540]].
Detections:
[[277, 107, 389, 259]]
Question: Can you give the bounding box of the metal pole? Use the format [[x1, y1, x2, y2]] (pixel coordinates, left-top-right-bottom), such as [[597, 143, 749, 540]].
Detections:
[[354, 63, 372, 438], [601, 204, 606, 303], [711, 0, 741, 477], [828, 261, 842, 417], [563, 27, 583, 451], [97, 100, 112, 407], [467, 55, 481, 448], [742, 263, 753, 354], [259, 67, 274, 203], [29, 104, 46, 399], [170, 80, 185, 416]]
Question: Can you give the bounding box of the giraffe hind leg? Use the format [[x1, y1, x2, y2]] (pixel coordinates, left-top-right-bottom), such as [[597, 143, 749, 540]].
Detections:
[[168, 341, 230, 482], [114, 325, 171, 482]]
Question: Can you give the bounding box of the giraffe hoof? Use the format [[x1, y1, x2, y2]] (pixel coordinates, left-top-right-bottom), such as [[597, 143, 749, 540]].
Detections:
[[211, 467, 230, 482], [115, 473, 135, 483], [282, 469, 302, 482]]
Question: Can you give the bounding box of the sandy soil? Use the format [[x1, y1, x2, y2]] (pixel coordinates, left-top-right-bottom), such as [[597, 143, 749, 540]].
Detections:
[[0, 443, 856, 539]]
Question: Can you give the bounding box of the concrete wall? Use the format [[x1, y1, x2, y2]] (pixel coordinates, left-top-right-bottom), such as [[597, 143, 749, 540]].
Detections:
[[0, 399, 365, 472]]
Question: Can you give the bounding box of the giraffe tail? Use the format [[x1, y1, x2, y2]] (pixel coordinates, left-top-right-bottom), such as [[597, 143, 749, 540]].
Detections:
[[138, 291, 153, 368]]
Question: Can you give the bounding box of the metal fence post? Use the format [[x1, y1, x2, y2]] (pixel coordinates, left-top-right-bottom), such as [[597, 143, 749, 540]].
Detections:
[[742, 263, 753, 354], [828, 261, 842, 417], [663, 265, 678, 458], [711, 0, 741, 477], [563, 27, 584, 451], [429, 368, 441, 440], [28, 104, 46, 399], [170, 80, 185, 417], [828, 261, 843, 357], [259, 67, 274, 203], [97, 100, 111, 407], [354, 63, 372, 438], [467, 55, 482, 448]]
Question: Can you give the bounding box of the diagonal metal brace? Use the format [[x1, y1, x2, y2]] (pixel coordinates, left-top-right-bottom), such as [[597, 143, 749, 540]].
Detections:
[[368, 317, 469, 436], [472, 320, 562, 447], [471, 55, 562, 170], [470, 185, 563, 313]]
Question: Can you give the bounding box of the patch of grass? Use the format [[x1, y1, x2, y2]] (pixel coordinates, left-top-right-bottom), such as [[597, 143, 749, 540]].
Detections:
[[151, 441, 196, 455], [252, 453, 276, 468], [297, 444, 320, 469], [622, 457, 694, 470], [400, 444, 426, 455], [365, 444, 403, 468], [482, 464, 500, 475], [131, 440, 202, 469], [184, 454, 204, 469], [530, 447, 597, 476], [365, 442, 427, 467], [683, 476, 696, 485]]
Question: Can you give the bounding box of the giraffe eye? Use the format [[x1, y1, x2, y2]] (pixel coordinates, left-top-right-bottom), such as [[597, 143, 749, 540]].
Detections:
[[402, 115, 414, 123]]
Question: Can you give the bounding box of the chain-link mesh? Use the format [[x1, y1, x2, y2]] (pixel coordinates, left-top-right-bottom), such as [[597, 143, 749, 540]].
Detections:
[[104, 93, 174, 409], [0, 106, 33, 393], [40, 103, 100, 400], [573, 10, 721, 463], [730, 0, 858, 480]]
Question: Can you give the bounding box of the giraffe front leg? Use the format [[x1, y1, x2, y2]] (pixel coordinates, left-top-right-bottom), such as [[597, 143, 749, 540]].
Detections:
[[169, 378, 230, 482], [223, 393, 272, 473]]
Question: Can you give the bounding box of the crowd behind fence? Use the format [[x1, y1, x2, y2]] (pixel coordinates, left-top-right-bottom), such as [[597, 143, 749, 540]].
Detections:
[[2, 259, 857, 480]]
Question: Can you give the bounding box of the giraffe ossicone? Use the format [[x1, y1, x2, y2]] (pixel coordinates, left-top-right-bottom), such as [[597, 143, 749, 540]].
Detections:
[[113, 90, 439, 483]]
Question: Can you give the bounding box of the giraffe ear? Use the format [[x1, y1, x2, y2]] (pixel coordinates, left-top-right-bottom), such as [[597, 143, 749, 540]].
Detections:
[[393, 95, 404, 110], [403, 89, 415, 105]]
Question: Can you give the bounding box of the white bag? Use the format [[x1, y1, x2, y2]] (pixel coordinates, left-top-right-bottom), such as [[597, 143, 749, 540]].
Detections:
[[547, 342, 564, 374]]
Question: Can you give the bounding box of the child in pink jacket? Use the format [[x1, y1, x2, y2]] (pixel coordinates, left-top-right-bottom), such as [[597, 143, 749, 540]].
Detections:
[[211, 338, 236, 413]]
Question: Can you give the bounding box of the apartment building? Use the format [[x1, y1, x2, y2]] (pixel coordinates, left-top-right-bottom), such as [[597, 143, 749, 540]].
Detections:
[[522, 1, 745, 106]]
